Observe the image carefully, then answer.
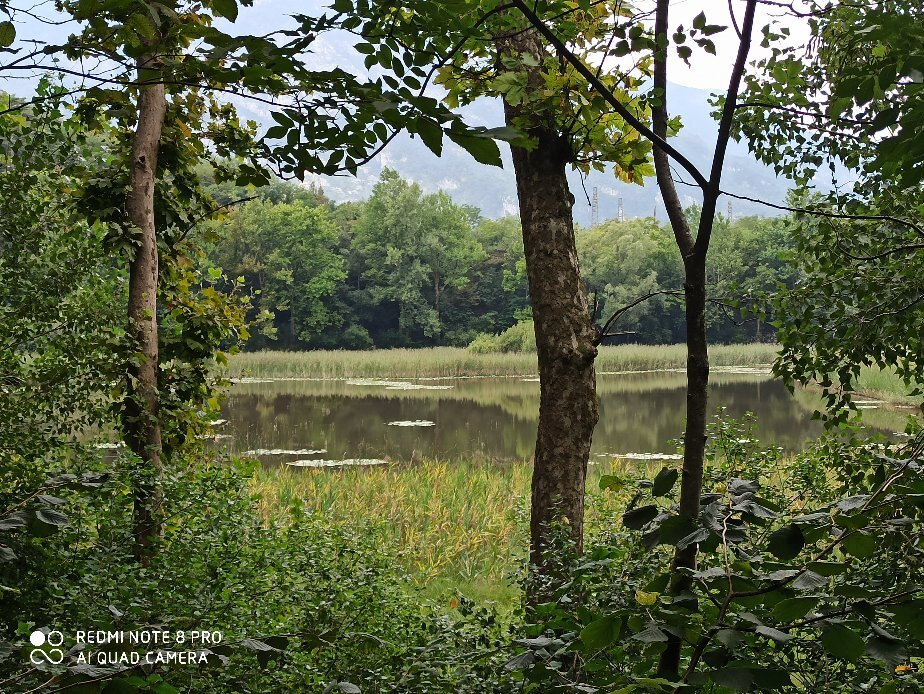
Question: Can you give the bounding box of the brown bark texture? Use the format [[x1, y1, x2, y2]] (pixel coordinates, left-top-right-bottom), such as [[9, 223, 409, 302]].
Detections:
[[123, 56, 167, 565], [497, 28, 599, 578]]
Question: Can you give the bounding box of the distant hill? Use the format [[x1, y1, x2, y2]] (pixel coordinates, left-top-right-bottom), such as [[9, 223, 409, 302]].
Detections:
[[8, 0, 801, 223], [292, 84, 796, 224]]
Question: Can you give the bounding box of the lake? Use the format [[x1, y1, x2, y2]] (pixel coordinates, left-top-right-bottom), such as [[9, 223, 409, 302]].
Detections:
[[218, 368, 905, 466]]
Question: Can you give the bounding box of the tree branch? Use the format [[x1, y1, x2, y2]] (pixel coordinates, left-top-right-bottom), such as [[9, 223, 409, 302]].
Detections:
[[508, 0, 709, 191]]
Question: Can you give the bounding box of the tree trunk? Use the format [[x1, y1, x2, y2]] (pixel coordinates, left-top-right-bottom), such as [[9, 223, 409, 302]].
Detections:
[[498, 29, 599, 589], [433, 270, 441, 343], [123, 56, 167, 566]]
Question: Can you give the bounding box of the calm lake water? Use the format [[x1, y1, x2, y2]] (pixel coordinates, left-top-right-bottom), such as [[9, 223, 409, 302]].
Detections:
[[218, 369, 906, 466]]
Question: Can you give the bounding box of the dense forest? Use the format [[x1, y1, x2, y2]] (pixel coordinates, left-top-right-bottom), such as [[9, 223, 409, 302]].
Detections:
[[203, 168, 793, 349], [2, 0, 923, 693]]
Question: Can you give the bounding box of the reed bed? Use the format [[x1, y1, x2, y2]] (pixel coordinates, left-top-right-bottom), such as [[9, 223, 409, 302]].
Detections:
[[230, 344, 779, 379], [250, 459, 646, 597], [854, 365, 921, 405]]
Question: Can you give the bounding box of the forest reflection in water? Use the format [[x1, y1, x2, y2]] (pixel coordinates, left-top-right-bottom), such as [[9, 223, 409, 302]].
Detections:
[[219, 369, 909, 466]]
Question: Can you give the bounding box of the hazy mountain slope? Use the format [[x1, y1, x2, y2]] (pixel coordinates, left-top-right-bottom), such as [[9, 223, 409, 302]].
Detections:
[[295, 84, 792, 223]]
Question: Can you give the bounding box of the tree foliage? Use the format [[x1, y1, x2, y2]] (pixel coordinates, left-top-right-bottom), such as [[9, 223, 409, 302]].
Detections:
[[735, 0, 924, 418]]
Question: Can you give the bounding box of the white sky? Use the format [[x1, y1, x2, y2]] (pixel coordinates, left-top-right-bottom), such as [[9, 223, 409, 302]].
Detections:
[[3, 0, 807, 95], [658, 1, 809, 89]]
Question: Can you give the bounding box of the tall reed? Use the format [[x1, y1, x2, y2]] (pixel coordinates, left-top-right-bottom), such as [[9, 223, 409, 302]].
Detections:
[[250, 459, 651, 591], [230, 344, 779, 379]]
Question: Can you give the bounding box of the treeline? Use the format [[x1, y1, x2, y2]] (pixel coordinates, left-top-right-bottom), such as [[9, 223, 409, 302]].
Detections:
[[203, 168, 795, 349]]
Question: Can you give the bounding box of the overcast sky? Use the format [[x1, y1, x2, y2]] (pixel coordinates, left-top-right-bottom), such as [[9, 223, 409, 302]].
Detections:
[[4, 0, 808, 96]]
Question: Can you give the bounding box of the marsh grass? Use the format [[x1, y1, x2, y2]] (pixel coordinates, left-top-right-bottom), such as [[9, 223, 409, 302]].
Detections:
[[250, 458, 652, 603], [230, 344, 779, 379], [854, 365, 922, 405]]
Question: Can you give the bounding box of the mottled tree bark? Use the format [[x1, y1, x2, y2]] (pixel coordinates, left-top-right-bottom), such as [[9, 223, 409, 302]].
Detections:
[[504, 0, 757, 673], [498, 28, 599, 586], [123, 55, 167, 566]]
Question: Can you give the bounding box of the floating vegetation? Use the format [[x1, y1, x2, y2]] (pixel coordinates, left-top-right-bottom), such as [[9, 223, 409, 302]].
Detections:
[[230, 377, 275, 384], [387, 420, 436, 427], [286, 458, 388, 468], [243, 448, 327, 456], [710, 366, 773, 375], [595, 452, 682, 461], [345, 378, 453, 391], [596, 365, 772, 377]]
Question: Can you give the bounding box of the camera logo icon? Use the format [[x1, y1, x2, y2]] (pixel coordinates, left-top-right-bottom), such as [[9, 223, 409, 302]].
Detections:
[[29, 630, 64, 665]]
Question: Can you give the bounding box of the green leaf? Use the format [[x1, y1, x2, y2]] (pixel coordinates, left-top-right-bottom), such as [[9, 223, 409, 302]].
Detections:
[[416, 119, 443, 157], [35, 508, 69, 527], [632, 625, 669, 643], [755, 625, 793, 642], [807, 560, 847, 576], [773, 596, 818, 622], [652, 467, 678, 496], [842, 532, 875, 558], [791, 570, 826, 591], [599, 474, 626, 492], [866, 635, 906, 667], [657, 515, 695, 545], [211, 0, 238, 21], [622, 504, 659, 530], [675, 527, 709, 550], [710, 667, 753, 691], [101, 678, 140, 694], [446, 132, 502, 167], [711, 667, 789, 691], [821, 624, 865, 661], [580, 615, 621, 650], [767, 524, 805, 560], [0, 21, 14, 48], [323, 684, 360, 694]]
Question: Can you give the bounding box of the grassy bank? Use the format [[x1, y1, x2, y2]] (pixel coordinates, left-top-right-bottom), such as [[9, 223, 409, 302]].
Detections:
[[854, 365, 922, 406], [230, 343, 779, 379], [251, 458, 651, 603]]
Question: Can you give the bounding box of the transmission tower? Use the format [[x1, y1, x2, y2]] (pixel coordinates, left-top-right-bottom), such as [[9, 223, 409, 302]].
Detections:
[[727, 200, 733, 222], [617, 196, 625, 222], [591, 187, 599, 226]]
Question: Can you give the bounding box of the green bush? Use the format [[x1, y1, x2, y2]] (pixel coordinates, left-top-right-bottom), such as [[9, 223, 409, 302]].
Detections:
[[504, 416, 924, 692], [468, 320, 536, 353], [1, 456, 519, 693]]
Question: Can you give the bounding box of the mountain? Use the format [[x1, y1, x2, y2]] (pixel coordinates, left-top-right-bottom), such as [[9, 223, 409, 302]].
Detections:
[[222, 9, 799, 223], [6, 0, 801, 222], [289, 84, 796, 224]]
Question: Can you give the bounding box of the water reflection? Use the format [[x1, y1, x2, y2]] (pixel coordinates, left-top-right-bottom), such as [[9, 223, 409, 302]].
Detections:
[[218, 371, 905, 465]]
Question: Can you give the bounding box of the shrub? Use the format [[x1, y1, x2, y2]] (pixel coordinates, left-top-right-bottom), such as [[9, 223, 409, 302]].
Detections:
[[468, 320, 536, 353], [505, 416, 924, 692], [1, 456, 520, 692]]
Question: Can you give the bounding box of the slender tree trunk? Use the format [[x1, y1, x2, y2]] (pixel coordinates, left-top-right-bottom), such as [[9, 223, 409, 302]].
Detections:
[[653, 0, 757, 677], [434, 271, 441, 343], [498, 27, 599, 591], [656, 251, 710, 675], [123, 56, 167, 566]]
